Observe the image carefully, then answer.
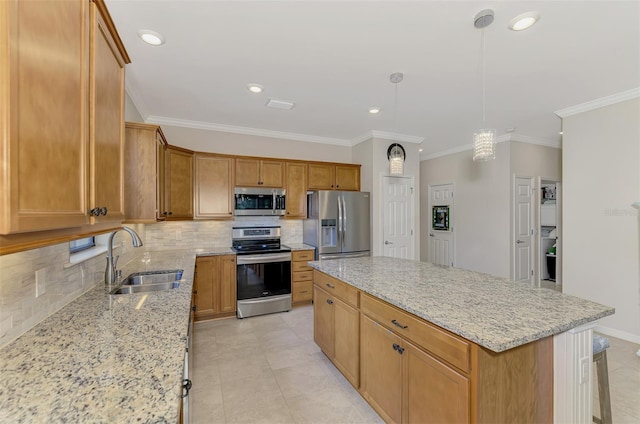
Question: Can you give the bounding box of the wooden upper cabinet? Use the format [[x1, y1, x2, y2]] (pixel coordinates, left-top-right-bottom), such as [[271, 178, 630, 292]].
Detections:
[[308, 163, 360, 191], [1, 0, 90, 234], [123, 123, 167, 222], [194, 154, 234, 219], [0, 0, 130, 235], [89, 0, 126, 224], [235, 158, 284, 187], [164, 146, 193, 219], [335, 165, 360, 191], [284, 162, 307, 218]]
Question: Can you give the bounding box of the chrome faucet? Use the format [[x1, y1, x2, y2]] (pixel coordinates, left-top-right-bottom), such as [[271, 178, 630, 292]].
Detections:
[[105, 226, 143, 285]]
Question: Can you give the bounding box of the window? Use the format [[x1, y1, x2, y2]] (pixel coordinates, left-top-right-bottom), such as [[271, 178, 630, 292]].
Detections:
[[69, 236, 96, 254]]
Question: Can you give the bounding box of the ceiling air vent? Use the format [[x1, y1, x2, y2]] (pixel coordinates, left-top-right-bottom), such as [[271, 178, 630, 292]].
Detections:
[[266, 98, 295, 110]]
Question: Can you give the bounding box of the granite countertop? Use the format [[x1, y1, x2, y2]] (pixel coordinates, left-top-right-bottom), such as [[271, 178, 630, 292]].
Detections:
[[283, 243, 316, 251], [0, 248, 230, 423], [309, 256, 614, 353]]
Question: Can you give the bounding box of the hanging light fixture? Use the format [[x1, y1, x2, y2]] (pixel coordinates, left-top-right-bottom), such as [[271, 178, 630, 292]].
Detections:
[[388, 72, 406, 176], [473, 9, 496, 162]]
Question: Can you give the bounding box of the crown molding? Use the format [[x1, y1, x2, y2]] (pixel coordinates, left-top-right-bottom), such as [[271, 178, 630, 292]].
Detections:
[[555, 87, 640, 118], [419, 133, 558, 161], [370, 130, 425, 144], [145, 116, 352, 146]]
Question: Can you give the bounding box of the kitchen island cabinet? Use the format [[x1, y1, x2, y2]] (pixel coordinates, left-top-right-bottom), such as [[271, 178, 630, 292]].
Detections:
[[310, 257, 614, 424]]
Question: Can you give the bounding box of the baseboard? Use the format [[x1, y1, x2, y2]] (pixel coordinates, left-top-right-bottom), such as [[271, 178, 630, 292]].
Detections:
[[594, 325, 640, 344]]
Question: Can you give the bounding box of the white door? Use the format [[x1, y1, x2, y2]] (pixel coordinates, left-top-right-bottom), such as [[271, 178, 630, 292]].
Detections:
[[428, 183, 454, 266], [514, 177, 534, 282], [383, 176, 414, 259]]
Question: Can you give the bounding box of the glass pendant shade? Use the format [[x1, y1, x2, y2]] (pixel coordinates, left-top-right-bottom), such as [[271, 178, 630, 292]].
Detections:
[[472, 129, 496, 161], [389, 156, 404, 176]]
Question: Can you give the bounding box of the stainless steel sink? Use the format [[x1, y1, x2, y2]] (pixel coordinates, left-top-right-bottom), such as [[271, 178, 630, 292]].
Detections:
[[121, 269, 183, 285], [110, 281, 180, 295]]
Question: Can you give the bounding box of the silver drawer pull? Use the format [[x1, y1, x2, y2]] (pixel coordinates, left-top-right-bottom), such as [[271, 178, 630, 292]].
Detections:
[[326, 283, 335, 289], [392, 319, 408, 329]]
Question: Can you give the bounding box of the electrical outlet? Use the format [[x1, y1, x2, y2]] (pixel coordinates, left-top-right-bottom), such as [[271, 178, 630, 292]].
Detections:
[[176, 230, 182, 241], [35, 268, 46, 298], [580, 356, 589, 384]]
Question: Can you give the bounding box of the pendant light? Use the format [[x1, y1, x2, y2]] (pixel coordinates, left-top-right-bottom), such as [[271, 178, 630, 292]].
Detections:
[[473, 9, 496, 162], [388, 72, 405, 176]]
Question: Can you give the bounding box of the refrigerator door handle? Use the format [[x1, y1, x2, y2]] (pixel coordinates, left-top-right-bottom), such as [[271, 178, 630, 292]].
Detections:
[[341, 195, 347, 250], [337, 194, 343, 249]]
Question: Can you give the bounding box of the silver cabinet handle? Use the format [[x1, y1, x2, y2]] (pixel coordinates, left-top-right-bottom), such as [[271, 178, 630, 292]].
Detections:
[[326, 283, 335, 289]]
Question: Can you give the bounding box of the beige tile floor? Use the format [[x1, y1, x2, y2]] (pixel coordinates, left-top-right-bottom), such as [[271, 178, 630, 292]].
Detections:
[[191, 305, 640, 424]]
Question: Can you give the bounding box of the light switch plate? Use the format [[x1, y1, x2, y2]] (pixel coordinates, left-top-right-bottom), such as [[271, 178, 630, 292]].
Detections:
[[35, 268, 46, 297]]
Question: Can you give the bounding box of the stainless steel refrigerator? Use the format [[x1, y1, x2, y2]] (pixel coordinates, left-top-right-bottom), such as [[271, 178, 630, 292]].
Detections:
[[303, 191, 370, 260]]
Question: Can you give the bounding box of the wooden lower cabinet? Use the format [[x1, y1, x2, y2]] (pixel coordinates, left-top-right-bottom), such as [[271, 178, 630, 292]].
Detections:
[[291, 250, 314, 304], [313, 285, 359, 387], [360, 315, 403, 423], [193, 255, 236, 320]]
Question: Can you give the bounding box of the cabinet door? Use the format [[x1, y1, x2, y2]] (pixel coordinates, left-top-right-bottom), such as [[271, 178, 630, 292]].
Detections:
[[405, 341, 469, 424], [1, 0, 90, 234], [360, 315, 403, 424], [219, 255, 237, 313], [307, 163, 335, 190], [194, 154, 234, 219], [335, 165, 360, 191], [332, 297, 359, 387], [260, 160, 284, 187], [165, 147, 193, 219], [313, 286, 334, 358], [235, 158, 261, 187], [155, 133, 167, 220], [285, 162, 307, 218], [90, 2, 125, 224], [194, 256, 219, 319]]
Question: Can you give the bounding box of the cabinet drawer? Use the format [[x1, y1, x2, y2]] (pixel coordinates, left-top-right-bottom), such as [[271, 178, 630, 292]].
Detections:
[[361, 293, 470, 373], [292, 262, 313, 273], [292, 250, 314, 261], [293, 281, 313, 302], [313, 270, 358, 308], [293, 270, 313, 282]]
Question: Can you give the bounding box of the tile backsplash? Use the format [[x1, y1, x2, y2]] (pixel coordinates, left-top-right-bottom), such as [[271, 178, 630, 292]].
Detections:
[[0, 218, 303, 349]]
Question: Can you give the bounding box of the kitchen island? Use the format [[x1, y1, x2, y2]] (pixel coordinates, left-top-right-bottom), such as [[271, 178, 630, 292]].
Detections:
[[309, 256, 614, 424], [0, 248, 231, 423]]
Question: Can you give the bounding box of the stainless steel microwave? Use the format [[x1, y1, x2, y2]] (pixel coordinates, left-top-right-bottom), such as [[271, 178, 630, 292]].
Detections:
[[234, 187, 286, 216]]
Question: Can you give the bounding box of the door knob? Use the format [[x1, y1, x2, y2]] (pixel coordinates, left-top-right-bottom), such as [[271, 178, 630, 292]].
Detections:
[[516, 240, 525, 244], [385, 241, 393, 245], [429, 233, 435, 237]]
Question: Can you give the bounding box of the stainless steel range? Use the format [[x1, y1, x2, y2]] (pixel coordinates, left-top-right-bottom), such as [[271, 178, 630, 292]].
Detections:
[[232, 226, 292, 318]]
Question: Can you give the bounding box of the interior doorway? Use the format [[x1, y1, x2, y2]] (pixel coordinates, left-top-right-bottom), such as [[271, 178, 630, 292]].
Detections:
[[382, 176, 415, 259], [428, 183, 454, 267], [513, 176, 534, 283], [539, 178, 561, 288]]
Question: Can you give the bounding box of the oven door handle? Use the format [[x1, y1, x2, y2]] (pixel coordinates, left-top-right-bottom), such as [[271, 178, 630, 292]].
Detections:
[[236, 253, 292, 265]]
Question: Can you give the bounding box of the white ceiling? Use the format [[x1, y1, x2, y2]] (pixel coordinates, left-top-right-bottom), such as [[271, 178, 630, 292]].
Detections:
[[106, 0, 640, 158]]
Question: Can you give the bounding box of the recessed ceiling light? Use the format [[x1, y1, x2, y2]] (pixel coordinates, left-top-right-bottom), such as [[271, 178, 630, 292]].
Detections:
[[509, 12, 540, 31], [247, 83, 263, 94], [137, 29, 165, 46], [368, 107, 381, 114]]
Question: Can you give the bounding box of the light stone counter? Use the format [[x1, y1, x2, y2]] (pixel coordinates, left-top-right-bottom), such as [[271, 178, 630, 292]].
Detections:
[[0, 248, 231, 423], [282, 243, 315, 251], [309, 256, 614, 352]]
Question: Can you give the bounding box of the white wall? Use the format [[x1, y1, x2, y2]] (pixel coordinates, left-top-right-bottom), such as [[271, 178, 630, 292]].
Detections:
[[352, 138, 420, 258], [159, 125, 352, 162], [124, 91, 143, 122], [420, 142, 511, 277], [562, 97, 640, 341]]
